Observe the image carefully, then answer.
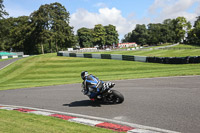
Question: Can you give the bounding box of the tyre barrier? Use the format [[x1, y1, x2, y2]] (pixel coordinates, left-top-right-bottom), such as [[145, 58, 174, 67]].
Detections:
[[122, 55, 135, 61], [57, 51, 200, 64], [146, 56, 200, 64]]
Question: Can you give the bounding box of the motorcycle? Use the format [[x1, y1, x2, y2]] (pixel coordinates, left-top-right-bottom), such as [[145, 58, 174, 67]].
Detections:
[[83, 83, 124, 104]]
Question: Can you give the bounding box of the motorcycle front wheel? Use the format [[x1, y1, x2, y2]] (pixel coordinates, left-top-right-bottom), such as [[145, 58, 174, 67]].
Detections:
[[108, 90, 124, 104]]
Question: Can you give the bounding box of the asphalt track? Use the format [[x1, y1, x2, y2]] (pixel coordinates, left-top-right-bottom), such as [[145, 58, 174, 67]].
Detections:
[[0, 58, 21, 70], [0, 59, 200, 133]]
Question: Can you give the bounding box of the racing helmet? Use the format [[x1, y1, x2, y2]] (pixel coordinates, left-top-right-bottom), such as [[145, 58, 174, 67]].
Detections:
[[81, 71, 89, 80]]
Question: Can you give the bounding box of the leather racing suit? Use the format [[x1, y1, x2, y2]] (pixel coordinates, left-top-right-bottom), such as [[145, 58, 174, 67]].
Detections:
[[82, 74, 104, 99]]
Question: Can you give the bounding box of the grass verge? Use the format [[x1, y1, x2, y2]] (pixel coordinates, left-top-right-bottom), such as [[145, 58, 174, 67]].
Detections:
[[0, 109, 115, 133], [90, 44, 200, 57], [0, 53, 200, 90]]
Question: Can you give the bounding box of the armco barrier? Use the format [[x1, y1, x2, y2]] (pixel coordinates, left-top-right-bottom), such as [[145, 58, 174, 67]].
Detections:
[[92, 54, 101, 59], [57, 51, 200, 64], [134, 56, 146, 62], [0, 55, 29, 60], [76, 53, 84, 58], [0, 56, 8, 59], [63, 53, 69, 57], [111, 54, 122, 60]]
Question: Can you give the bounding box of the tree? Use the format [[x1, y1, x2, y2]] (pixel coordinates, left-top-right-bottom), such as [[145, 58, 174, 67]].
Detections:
[[93, 24, 106, 48], [0, 0, 8, 19], [0, 16, 38, 54], [30, 2, 75, 54], [187, 16, 200, 45], [148, 23, 176, 45], [0, 2, 76, 54], [132, 24, 148, 45], [122, 17, 193, 46], [147, 23, 162, 45], [194, 16, 200, 28], [77, 27, 93, 48], [9, 16, 35, 53], [172, 17, 191, 43], [122, 32, 132, 43], [162, 19, 176, 43], [49, 2, 76, 51], [30, 4, 50, 54], [0, 0, 9, 50], [0, 17, 14, 51], [122, 24, 148, 45], [104, 24, 119, 46]]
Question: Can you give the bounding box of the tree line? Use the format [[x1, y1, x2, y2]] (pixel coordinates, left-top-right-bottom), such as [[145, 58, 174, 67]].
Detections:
[[0, 1, 119, 54], [1, 0, 200, 55], [0, 2, 76, 54], [77, 24, 119, 48], [122, 16, 200, 46]]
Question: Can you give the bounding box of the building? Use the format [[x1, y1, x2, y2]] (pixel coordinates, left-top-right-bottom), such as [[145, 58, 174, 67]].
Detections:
[[118, 42, 137, 48]]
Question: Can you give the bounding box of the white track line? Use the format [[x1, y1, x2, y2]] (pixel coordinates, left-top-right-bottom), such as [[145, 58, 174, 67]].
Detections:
[[0, 62, 15, 71], [0, 104, 180, 133]]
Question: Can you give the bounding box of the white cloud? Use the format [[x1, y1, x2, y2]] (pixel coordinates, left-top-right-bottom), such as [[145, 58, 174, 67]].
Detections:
[[70, 0, 200, 41], [94, 2, 107, 8], [195, 2, 200, 15], [149, 0, 200, 23], [70, 7, 136, 39]]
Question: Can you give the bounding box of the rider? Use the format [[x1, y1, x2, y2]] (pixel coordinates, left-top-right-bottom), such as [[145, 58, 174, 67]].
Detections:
[[81, 71, 114, 100]]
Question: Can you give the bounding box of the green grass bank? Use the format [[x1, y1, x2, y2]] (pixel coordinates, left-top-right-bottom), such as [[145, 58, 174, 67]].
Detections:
[[0, 45, 200, 133], [88, 44, 200, 57], [0, 52, 200, 90], [0, 109, 114, 133]]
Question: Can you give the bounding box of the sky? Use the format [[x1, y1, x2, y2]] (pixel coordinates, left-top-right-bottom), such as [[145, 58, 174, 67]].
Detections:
[[3, 0, 200, 40]]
